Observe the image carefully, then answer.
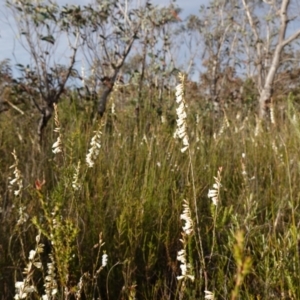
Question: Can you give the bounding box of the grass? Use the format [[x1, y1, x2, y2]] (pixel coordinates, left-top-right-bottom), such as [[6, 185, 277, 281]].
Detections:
[[1, 82, 300, 299]]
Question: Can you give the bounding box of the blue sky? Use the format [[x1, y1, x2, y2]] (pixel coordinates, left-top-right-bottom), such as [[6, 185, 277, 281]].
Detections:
[[0, 0, 204, 67]]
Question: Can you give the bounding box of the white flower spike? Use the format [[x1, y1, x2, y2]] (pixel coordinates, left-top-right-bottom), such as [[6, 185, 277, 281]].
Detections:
[[174, 73, 189, 153]]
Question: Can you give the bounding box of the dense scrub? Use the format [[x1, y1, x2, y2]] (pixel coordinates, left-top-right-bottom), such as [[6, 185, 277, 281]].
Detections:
[[1, 83, 300, 299]]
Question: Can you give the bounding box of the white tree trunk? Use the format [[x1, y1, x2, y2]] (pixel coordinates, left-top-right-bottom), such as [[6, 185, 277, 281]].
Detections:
[[243, 0, 300, 119], [258, 44, 282, 118]]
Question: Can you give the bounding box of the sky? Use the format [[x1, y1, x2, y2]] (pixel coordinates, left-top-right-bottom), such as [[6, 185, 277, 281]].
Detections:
[[3, 0, 300, 82], [0, 0, 204, 69]]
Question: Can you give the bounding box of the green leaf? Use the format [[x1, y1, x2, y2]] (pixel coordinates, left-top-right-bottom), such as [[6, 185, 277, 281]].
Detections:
[[40, 35, 55, 44], [16, 63, 24, 69]]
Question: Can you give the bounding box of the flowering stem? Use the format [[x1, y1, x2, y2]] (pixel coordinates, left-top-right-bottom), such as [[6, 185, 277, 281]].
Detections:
[[188, 148, 208, 290], [174, 73, 208, 290], [210, 205, 218, 260], [208, 167, 222, 262]]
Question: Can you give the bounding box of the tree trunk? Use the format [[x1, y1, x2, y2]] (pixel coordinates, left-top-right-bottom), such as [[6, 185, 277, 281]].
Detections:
[[258, 86, 272, 119], [258, 46, 281, 118], [243, 0, 300, 119]]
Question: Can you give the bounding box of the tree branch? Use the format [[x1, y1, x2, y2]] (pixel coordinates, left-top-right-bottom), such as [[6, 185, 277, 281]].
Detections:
[[97, 28, 139, 116], [282, 29, 300, 48]]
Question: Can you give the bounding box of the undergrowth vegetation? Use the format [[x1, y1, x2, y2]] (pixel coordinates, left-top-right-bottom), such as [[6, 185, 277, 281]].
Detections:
[[1, 77, 300, 299]]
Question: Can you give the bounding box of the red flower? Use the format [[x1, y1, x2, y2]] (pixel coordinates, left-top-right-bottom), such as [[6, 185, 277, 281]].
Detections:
[[35, 179, 46, 191]]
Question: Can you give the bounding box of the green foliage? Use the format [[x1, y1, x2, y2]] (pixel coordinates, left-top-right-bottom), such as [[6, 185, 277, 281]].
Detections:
[[1, 88, 300, 299], [3, 0, 300, 297]]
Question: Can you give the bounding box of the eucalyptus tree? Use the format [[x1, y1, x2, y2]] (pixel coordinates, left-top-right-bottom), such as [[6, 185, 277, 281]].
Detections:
[[241, 0, 300, 118], [6, 0, 83, 140], [137, 3, 181, 104], [187, 0, 241, 112], [78, 0, 145, 117], [188, 0, 300, 118], [79, 0, 181, 118]]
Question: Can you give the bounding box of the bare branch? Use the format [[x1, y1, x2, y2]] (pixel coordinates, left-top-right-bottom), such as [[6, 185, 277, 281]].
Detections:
[[98, 28, 139, 116], [4, 99, 25, 115], [282, 29, 300, 47]]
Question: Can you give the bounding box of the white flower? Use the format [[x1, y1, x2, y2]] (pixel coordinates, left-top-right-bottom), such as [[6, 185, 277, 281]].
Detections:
[[176, 199, 195, 282], [181, 145, 189, 153], [177, 249, 186, 264], [176, 260, 194, 282], [86, 129, 102, 168], [14, 190, 21, 197], [28, 250, 36, 260], [52, 103, 62, 154], [9, 150, 23, 196], [14, 281, 35, 299], [43, 256, 58, 299], [179, 262, 187, 276], [204, 290, 214, 299], [102, 253, 108, 267], [174, 73, 189, 153], [9, 178, 18, 185], [208, 168, 222, 206], [208, 189, 218, 206], [15, 281, 25, 289], [180, 200, 193, 235], [52, 136, 62, 154], [14, 292, 27, 299], [72, 161, 81, 190], [33, 262, 42, 269], [51, 288, 58, 296]]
